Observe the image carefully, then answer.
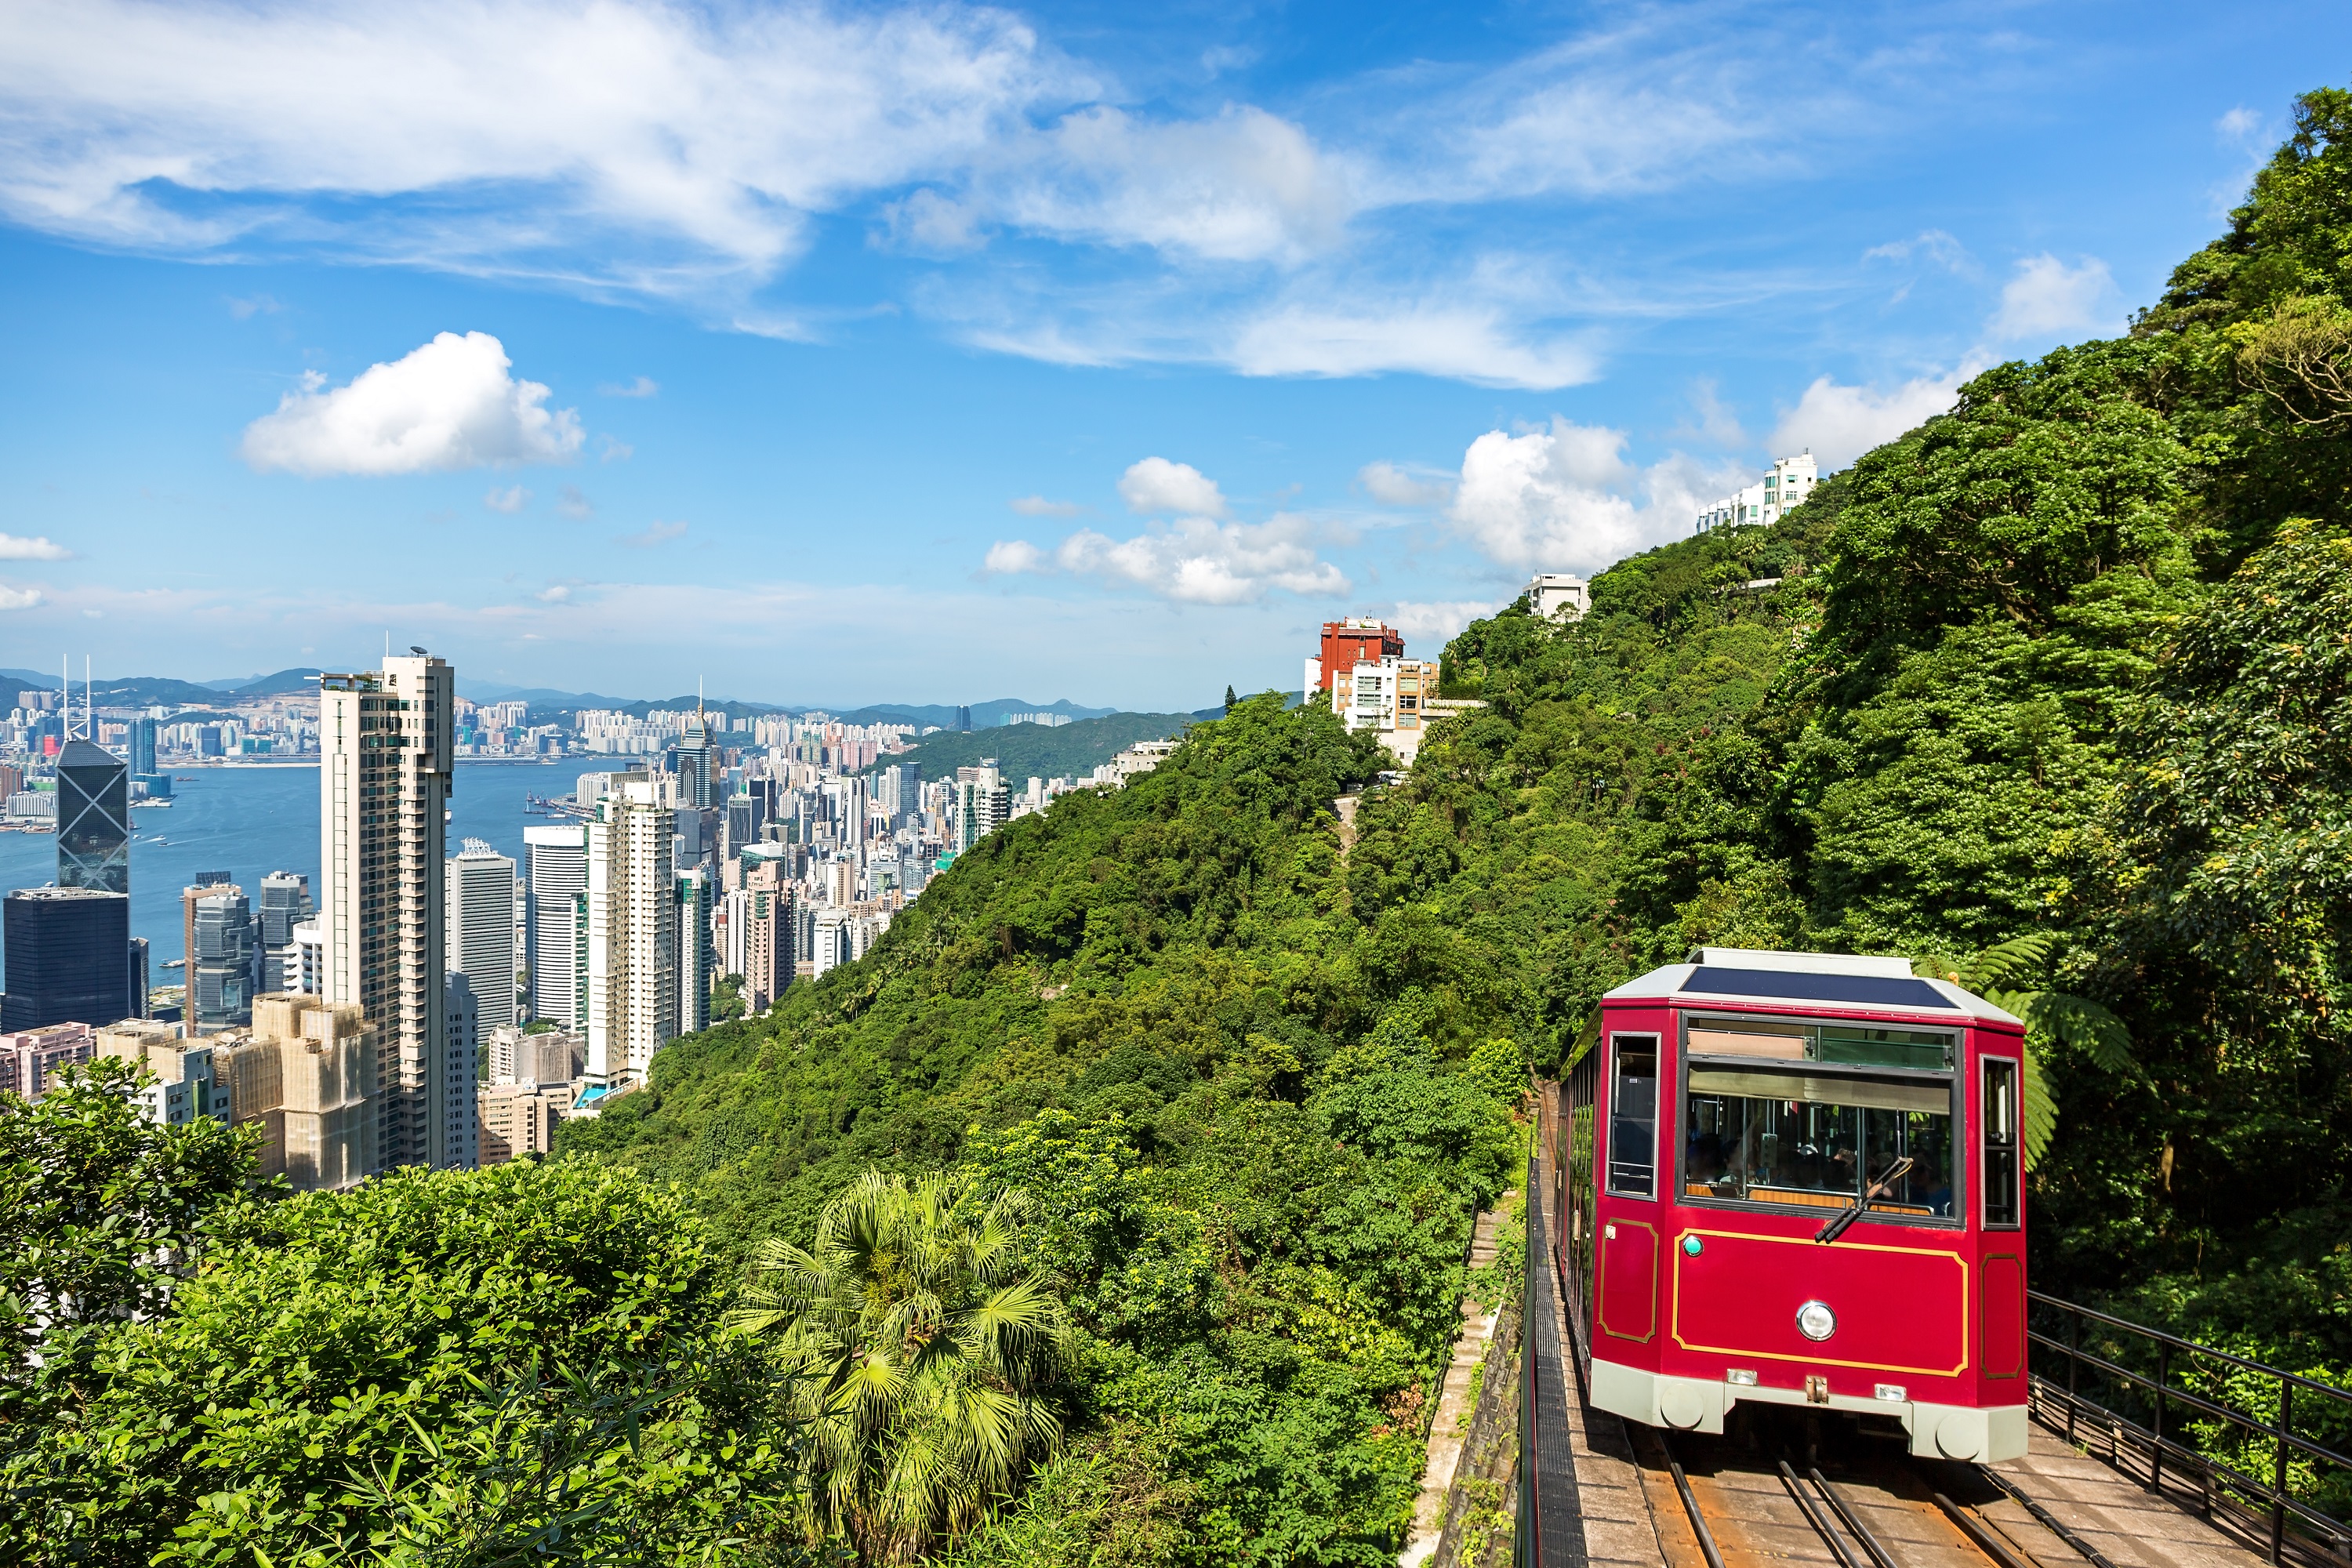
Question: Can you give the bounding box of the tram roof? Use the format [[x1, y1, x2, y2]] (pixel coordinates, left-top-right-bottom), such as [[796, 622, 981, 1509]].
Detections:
[[1603, 946, 2023, 1025]]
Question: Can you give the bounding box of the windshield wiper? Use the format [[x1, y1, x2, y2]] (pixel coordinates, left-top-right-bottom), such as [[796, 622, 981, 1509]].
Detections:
[[1815, 1156, 1915, 1244]]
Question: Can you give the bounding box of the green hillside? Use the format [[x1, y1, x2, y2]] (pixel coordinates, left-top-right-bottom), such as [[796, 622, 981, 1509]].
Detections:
[[896, 711, 1198, 781]]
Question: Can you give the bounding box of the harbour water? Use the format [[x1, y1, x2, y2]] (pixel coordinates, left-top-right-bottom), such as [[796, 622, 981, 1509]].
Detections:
[[0, 761, 567, 971]]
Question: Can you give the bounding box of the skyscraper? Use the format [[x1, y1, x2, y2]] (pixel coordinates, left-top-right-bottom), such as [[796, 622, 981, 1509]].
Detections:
[[256, 871, 314, 998], [447, 838, 518, 1036], [191, 889, 255, 1032], [320, 653, 466, 1171], [675, 709, 715, 810], [2, 887, 135, 1030], [56, 737, 129, 894], [129, 717, 158, 779], [524, 824, 588, 1028], [584, 775, 674, 1089], [675, 865, 712, 1037]]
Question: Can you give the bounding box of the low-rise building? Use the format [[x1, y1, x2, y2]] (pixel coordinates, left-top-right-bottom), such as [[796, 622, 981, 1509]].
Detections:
[[1525, 572, 1591, 621], [1696, 450, 1819, 532], [0, 1021, 98, 1101]]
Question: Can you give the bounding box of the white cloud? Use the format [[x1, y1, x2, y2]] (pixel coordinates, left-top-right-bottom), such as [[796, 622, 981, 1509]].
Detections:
[[1768, 368, 1973, 468], [1228, 303, 1596, 390], [597, 436, 633, 463], [1054, 514, 1346, 604], [484, 485, 529, 514], [1009, 495, 1081, 518], [983, 539, 1047, 574], [536, 585, 572, 604], [2216, 107, 2263, 143], [241, 332, 583, 476], [1987, 254, 2122, 343], [1445, 418, 1732, 572], [1119, 457, 1228, 518], [619, 520, 687, 548], [0, 584, 43, 610], [556, 485, 595, 520], [1357, 461, 1453, 507], [1386, 600, 1498, 644], [0, 0, 1060, 296], [0, 533, 73, 561], [995, 104, 1353, 264], [600, 376, 659, 398]]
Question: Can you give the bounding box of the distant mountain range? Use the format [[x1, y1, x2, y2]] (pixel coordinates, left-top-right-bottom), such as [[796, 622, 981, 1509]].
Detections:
[[0, 666, 325, 707], [0, 669, 1181, 728]]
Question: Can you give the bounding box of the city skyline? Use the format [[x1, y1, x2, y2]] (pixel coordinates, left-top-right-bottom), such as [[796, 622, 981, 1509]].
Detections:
[[0, 3, 2334, 710]]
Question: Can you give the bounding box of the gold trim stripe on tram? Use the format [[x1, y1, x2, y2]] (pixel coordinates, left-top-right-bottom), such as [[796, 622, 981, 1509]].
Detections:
[[1668, 1228, 1971, 1377]]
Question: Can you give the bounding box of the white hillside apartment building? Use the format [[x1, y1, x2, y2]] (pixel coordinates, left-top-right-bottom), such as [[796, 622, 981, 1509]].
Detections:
[[1696, 451, 1819, 532]]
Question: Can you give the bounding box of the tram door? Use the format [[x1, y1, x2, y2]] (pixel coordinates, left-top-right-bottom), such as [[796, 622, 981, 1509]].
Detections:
[[1559, 1043, 1600, 1368]]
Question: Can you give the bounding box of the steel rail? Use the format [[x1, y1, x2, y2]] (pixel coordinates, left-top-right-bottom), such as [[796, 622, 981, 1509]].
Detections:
[[1657, 1432, 1729, 1568], [1976, 1464, 2122, 1568], [1777, 1459, 1867, 1568], [1934, 1492, 2039, 1568], [1808, 1466, 1903, 1568]]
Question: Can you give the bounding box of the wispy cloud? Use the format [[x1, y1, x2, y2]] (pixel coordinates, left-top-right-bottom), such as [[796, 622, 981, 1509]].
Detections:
[[1010, 495, 1080, 517], [599, 376, 659, 398], [555, 485, 594, 520], [618, 519, 688, 548], [484, 485, 530, 514]]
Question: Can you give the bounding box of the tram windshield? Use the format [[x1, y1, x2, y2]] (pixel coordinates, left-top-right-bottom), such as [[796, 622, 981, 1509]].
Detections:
[[1682, 1065, 1956, 1221]]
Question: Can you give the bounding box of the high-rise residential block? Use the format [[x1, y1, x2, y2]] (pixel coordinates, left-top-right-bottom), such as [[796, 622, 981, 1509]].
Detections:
[[584, 775, 675, 1089], [129, 717, 158, 777], [675, 866, 712, 1037], [288, 917, 324, 994], [2, 887, 135, 1031], [447, 838, 518, 1036], [524, 824, 588, 1028], [320, 654, 467, 1171], [0, 1022, 98, 1101], [56, 737, 129, 895]]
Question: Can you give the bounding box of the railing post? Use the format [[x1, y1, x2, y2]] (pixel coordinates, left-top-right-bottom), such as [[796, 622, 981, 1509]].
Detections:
[[2151, 1342, 2168, 1493], [2068, 1311, 2082, 1446], [2272, 1377, 2292, 1565]]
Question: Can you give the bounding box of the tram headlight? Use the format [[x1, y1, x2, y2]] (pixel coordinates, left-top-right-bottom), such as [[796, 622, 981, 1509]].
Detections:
[[1795, 1300, 1837, 1342]]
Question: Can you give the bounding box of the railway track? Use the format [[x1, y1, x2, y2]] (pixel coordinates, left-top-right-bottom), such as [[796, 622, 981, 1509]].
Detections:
[[1635, 1411, 2107, 1568]]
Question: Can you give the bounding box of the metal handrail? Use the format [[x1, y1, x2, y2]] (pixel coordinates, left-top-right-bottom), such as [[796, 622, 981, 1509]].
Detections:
[[2028, 1288, 2352, 1566], [2034, 1290, 2352, 1403]]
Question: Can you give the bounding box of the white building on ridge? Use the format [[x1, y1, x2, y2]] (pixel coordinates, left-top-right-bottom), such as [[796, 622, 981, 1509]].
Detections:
[[1696, 451, 1819, 532]]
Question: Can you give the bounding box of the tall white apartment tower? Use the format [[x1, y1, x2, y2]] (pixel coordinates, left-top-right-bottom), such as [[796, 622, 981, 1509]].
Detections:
[[524, 824, 589, 1028], [585, 776, 677, 1089], [447, 838, 518, 1036], [320, 654, 470, 1171]]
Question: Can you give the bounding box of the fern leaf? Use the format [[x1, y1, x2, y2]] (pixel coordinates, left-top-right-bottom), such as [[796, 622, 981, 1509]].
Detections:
[[2020, 1040, 2058, 1171]]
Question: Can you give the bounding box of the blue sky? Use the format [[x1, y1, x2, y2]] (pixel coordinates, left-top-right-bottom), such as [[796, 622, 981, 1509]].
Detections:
[[0, 1, 2336, 711]]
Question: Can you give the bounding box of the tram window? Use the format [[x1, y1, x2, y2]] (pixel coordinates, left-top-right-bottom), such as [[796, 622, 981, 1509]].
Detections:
[[1682, 1067, 1957, 1221], [1983, 1058, 2020, 1228], [1606, 1037, 1659, 1198]]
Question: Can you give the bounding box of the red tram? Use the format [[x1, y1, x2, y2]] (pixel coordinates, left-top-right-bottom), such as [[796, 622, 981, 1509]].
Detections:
[[1559, 948, 2029, 1461]]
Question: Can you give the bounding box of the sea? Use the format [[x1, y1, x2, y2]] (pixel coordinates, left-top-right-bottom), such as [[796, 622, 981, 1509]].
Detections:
[[0, 760, 570, 971]]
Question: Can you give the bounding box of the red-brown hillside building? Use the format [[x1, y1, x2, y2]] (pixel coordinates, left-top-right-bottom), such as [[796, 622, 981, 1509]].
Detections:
[[1308, 619, 1403, 705]]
